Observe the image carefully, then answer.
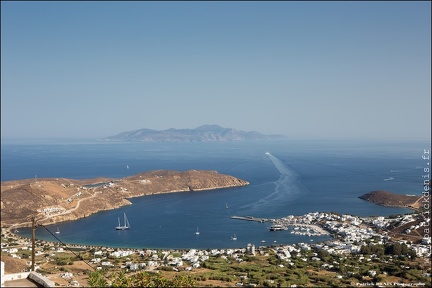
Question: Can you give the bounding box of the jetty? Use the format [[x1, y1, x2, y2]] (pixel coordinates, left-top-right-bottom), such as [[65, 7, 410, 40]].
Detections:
[[231, 215, 329, 236], [230, 216, 272, 223]]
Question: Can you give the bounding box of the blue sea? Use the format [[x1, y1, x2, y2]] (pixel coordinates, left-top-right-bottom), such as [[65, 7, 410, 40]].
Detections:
[[1, 139, 429, 249]]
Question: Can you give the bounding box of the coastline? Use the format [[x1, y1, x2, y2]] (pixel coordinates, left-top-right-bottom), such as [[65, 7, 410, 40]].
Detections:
[[3, 211, 430, 287], [358, 190, 423, 211], [1, 170, 249, 229], [6, 212, 333, 251]]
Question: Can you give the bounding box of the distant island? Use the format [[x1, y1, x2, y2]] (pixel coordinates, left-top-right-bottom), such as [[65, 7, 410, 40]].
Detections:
[[359, 190, 423, 210], [1, 170, 249, 228], [100, 124, 287, 142]]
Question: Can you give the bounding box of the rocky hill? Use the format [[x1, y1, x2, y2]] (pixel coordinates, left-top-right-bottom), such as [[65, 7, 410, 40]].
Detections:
[[359, 190, 422, 209], [100, 124, 286, 142], [0, 170, 249, 227]]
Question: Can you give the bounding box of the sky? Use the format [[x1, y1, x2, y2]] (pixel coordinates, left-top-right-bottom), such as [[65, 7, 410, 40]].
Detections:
[[1, 1, 431, 140]]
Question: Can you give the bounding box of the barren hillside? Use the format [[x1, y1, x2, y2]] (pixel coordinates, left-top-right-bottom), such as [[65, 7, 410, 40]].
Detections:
[[359, 190, 422, 209], [1, 170, 249, 227]]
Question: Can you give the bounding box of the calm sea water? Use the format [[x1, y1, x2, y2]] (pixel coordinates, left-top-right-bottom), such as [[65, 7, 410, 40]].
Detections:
[[1, 139, 429, 249]]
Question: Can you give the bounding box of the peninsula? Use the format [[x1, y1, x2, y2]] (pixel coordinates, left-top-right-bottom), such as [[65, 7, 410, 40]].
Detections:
[[0, 170, 249, 228], [359, 190, 423, 210]]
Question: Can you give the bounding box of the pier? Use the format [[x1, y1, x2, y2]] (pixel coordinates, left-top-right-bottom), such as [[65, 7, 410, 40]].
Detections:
[[230, 215, 329, 236], [230, 216, 272, 223]]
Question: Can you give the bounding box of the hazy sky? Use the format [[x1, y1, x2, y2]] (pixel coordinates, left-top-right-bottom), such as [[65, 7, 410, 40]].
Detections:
[[1, 1, 430, 140]]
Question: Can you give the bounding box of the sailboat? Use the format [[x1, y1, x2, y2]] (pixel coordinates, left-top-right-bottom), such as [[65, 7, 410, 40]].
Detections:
[[115, 213, 130, 230], [225, 203, 228, 209], [55, 227, 60, 234], [231, 234, 237, 240], [195, 227, 200, 235]]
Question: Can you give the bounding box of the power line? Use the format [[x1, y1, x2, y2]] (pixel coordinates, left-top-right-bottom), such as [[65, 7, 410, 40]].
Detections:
[[37, 223, 111, 282], [38, 223, 96, 271]]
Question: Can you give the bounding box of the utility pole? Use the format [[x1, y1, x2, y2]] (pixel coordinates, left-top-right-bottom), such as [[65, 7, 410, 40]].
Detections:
[[31, 216, 36, 271]]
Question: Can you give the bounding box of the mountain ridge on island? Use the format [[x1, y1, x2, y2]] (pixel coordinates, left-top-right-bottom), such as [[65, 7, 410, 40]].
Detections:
[[1, 170, 249, 228], [100, 124, 287, 142]]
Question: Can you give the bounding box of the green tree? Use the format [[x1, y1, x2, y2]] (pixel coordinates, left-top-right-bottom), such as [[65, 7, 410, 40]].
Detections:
[[360, 245, 371, 255], [111, 270, 133, 287], [317, 249, 331, 262], [339, 265, 347, 275], [130, 271, 155, 287], [88, 270, 108, 287], [171, 274, 196, 287]]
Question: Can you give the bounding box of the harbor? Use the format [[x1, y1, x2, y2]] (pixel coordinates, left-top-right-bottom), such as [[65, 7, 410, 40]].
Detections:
[[230, 215, 330, 237]]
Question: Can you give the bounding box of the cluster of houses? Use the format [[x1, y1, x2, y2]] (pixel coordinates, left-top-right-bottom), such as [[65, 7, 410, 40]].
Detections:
[[38, 206, 66, 215], [1, 210, 430, 287], [3, 212, 430, 261], [65, 191, 83, 203], [279, 212, 431, 258], [87, 246, 260, 272]]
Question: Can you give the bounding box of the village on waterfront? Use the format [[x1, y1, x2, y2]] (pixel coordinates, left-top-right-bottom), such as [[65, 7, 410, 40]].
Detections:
[[3, 0, 431, 286], [1, 152, 431, 287], [2, 210, 431, 287]]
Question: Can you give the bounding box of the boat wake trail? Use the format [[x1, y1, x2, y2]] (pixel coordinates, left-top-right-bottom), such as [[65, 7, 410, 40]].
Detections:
[[262, 152, 301, 201], [239, 152, 304, 213], [265, 152, 297, 179]]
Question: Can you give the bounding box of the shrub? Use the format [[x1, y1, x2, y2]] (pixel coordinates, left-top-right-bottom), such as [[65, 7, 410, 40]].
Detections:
[[158, 266, 174, 271], [88, 270, 108, 287]]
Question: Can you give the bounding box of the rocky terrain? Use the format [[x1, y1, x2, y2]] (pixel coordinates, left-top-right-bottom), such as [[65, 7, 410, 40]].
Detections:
[[359, 190, 423, 209], [100, 124, 286, 142], [0, 170, 249, 228]]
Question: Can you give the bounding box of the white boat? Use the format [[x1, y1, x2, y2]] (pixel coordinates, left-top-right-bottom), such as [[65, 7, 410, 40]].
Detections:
[[231, 234, 237, 240], [116, 213, 130, 230], [270, 224, 284, 231], [55, 227, 60, 234], [195, 227, 200, 235], [225, 203, 228, 209]]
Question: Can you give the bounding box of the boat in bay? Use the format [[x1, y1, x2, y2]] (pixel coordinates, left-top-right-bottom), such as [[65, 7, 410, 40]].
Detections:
[[270, 224, 284, 231], [116, 213, 130, 230]]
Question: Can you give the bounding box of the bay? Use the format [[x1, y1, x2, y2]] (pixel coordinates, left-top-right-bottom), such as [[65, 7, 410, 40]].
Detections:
[[2, 139, 428, 249]]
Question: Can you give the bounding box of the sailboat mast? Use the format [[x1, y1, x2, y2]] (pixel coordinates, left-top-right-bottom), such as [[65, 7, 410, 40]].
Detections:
[[116, 213, 130, 230], [124, 213, 130, 228]]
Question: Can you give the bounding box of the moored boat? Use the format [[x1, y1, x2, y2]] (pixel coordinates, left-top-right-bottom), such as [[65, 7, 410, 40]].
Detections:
[[270, 224, 284, 231], [116, 213, 130, 230]]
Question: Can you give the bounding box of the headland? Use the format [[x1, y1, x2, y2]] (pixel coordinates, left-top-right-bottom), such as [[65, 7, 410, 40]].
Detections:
[[359, 190, 423, 210], [0, 170, 249, 228]]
